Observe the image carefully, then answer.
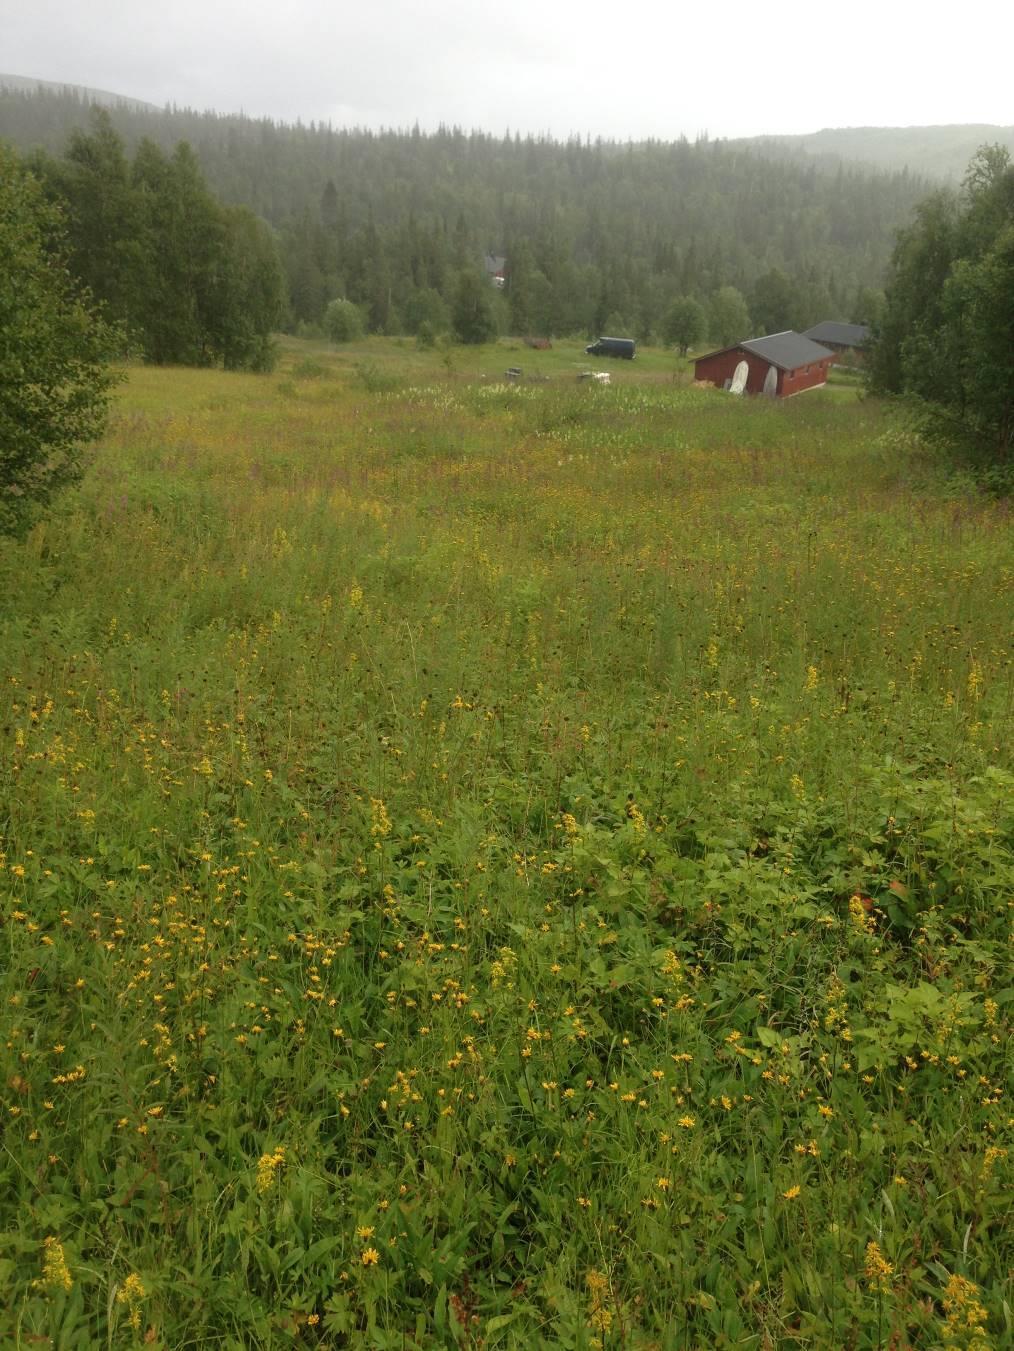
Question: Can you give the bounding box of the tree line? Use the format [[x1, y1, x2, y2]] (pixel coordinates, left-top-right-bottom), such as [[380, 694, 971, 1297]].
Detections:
[[23, 112, 284, 370], [870, 145, 1013, 467], [0, 87, 930, 344]]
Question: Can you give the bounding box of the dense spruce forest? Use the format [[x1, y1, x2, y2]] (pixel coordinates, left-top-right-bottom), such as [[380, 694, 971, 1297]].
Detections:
[[1, 84, 933, 342]]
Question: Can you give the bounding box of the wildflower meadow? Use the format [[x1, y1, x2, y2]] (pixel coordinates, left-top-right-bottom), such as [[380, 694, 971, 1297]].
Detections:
[[1, 339, 1010, 1348]]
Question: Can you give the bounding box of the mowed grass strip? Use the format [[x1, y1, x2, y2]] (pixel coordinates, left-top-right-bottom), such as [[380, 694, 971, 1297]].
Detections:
[[0, 342, 1010, 1349]]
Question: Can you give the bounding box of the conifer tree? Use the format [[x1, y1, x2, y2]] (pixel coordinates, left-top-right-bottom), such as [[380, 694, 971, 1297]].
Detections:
[[452, 268, 497, 344]]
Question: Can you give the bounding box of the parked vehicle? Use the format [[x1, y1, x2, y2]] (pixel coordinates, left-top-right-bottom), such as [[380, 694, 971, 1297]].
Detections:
[[584, 336, 635, 359]]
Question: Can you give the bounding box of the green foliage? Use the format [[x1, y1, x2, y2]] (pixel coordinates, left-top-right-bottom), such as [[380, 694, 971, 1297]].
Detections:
[[750, 267, 801, 335], [129, 139, 220, 364], [871, 145, 1014, 463], [868, 190, 959, 396], [0, 86, 936, 345], [32, 108, 140, 328], [324, 297, 366, 344], [355, 358, 401, 392], [27, 111, 285, 371], [215, 206, 285, 372], [662, 296, 707, 354], [0, 343, 1009, 1347], [707, 284, 752, 346], [452, 268, 498, 344], [0, 145, 120, 536], [851, 284, 886, 327], [403, 287, 450, 337]]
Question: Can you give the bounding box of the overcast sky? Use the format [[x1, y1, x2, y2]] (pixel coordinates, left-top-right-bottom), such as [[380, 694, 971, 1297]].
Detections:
[[2, 0, 1011, 140]]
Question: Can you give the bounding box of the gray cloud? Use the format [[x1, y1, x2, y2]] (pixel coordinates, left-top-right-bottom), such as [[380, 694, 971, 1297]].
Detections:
[[2, 0, 1011, 139]]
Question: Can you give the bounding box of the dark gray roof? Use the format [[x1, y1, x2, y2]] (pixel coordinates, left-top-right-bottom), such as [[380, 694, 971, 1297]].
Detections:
[[695, 330, 835, 371], [803, 321, 870, 348], [739, 331, 835, 370]]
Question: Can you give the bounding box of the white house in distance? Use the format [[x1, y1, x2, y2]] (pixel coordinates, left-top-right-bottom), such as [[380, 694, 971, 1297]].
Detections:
[[483, 255, 507, 288]]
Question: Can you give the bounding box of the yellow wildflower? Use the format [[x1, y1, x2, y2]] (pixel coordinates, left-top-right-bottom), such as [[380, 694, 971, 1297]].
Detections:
[[256, 1145, 286, 1193], [116, 1273, 147, 1331], [864, 1241, 893, 1294], [625, 799, 646, 833], [942, 1272, 991, 1348], [981, 1146, 1006, 1180], [586, 1270, 608, 1297], [370, 798, 392, 838], [849, 894, 876, 934], [38, 1236, 73, 1292], [589, 1305, 613, 1332], [586, 1267, 612, 1331]]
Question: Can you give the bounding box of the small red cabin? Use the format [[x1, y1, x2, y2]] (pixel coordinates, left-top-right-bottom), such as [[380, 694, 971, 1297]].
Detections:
[[694, 331, 834, 397]]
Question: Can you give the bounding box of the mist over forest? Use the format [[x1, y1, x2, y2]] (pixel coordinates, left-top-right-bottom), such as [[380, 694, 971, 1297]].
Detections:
[[0, 83, 940, 341]]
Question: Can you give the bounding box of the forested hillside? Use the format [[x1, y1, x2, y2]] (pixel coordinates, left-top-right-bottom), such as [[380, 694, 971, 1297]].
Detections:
[[0, 73, 156, 112], [736, 124, 1014, 182], [1, 84, 932, 338]]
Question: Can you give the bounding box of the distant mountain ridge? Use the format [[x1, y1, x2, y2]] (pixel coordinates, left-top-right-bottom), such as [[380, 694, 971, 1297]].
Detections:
[[1, 73, 1009, 180], [0, 72, 156, 113], [731, 124, 1014, 181]]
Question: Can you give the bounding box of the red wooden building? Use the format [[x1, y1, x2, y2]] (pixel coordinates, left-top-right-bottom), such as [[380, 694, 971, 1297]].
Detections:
[[693, 331, 834, 397]]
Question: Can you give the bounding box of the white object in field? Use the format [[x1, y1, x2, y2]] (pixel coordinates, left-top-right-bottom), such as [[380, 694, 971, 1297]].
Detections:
[[592, 371, 611, 385], [729, 360, 749, 395], [763, 364, 778, 396]]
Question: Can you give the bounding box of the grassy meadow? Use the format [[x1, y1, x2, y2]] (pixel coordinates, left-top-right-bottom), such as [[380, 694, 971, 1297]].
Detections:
[[0, 338, 1010, 1348]]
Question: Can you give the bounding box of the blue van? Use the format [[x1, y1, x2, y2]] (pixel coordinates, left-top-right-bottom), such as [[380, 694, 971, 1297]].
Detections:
[[584, 336, 635, 359]]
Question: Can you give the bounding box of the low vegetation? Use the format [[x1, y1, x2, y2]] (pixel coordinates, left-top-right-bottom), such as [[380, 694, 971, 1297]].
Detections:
[[1, 340, 1009, 1348]]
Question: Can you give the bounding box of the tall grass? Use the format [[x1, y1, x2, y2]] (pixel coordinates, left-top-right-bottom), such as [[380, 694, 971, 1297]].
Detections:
[[0, 342, 1009, 1348]]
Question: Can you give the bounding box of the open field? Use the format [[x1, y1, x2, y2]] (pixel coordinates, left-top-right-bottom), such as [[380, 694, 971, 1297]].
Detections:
[[1, 340, 1010, 1348]]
